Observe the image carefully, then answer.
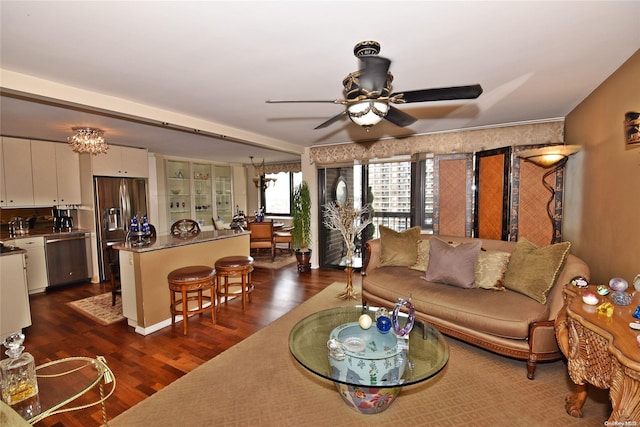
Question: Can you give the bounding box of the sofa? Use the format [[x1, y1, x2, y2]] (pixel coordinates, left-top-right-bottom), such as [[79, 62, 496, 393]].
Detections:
[[361, 228, 590, 379]]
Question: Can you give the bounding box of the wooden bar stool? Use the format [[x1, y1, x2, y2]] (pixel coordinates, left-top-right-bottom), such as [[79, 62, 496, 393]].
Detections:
[[168, 265, 216, 335], [214, 256, 255, 311]]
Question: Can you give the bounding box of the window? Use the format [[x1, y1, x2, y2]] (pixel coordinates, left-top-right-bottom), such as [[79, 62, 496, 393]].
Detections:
[[263, 171, 302, 215]]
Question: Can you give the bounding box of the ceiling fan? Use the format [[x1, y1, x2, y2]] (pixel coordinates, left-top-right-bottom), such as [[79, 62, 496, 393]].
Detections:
[[266, 41, 483, 131]]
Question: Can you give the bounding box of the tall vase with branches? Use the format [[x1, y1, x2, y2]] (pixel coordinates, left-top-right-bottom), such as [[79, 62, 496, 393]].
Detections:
[[323, 199, 372, 300]]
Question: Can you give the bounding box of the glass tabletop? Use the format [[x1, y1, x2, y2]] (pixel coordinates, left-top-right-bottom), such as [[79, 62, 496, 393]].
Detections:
[[288, 306, 449, 388]]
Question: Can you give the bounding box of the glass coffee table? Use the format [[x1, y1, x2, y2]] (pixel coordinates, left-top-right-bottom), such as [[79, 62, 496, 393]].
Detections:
[[289, 306, 449, 414]]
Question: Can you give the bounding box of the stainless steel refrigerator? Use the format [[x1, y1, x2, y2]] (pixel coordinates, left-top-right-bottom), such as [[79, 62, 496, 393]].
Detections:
[[94, 177, 149, 282]]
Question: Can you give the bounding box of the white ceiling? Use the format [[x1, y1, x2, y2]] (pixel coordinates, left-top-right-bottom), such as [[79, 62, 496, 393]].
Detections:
[[1, 1, 638, 165]]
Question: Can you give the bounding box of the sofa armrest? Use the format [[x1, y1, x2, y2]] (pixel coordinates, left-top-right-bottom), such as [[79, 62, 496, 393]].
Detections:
[[363, 239, 381, 274]]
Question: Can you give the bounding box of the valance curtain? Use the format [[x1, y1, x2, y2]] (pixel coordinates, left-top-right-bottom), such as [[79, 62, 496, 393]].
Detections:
[[309, 121, 564, 165]]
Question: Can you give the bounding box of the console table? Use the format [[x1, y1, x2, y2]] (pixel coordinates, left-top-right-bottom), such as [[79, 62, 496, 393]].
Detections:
[[555, 284, 640, 422]]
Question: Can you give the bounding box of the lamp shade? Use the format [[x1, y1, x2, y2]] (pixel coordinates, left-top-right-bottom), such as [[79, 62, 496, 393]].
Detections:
[[347, 101, 389, 129], [517, 145, 582, 167]]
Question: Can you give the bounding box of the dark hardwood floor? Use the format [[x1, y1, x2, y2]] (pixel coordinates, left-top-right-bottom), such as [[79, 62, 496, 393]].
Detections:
[[20, 264, 345, 426]]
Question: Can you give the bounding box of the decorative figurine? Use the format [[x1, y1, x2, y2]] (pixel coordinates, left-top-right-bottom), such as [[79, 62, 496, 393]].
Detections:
[[392, 296, 416, 337]]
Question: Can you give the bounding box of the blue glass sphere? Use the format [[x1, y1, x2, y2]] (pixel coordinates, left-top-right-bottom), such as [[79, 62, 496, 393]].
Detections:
[[376, 315, 392, 334]]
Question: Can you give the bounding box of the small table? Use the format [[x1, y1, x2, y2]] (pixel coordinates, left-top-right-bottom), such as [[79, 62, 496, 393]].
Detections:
[[289, 306, 449, 414], [22, 356, 115, 425], [555, 284, 640, 422]]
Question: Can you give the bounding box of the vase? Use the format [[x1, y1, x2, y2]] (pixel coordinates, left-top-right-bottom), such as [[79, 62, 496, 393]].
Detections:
[[338, 245, 358, 300]]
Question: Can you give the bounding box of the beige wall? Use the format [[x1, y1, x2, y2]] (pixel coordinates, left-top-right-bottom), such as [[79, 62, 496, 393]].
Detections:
[[564, 49, 640, 285]]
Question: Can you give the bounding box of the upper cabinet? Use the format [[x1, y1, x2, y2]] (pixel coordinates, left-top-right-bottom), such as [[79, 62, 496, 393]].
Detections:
[[90, 146, 148, 177], [0, 137, 34, 207], [31, 140, 81, 206]]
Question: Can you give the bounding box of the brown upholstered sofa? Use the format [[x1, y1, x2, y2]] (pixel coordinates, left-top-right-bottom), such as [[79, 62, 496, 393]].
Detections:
[[362, 233, 590, 379]]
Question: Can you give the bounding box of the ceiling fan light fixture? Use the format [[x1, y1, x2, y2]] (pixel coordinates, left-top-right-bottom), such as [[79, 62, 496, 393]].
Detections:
[[347, 100, 389, 129], [67, 127, 109, 155]]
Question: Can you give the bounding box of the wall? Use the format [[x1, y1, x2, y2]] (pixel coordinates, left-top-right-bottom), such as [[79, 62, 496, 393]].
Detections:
[[564, 49, 640, 284]]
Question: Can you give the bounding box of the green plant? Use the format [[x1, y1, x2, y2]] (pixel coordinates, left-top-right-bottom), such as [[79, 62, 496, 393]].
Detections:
[[291, 180, 312, 252]]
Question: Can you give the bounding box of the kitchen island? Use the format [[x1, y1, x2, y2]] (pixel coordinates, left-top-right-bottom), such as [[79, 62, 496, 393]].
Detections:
[[114, 229, 250, 335]]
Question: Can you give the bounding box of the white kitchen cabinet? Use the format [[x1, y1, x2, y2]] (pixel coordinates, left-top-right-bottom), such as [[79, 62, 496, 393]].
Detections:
[[0, 252, 32, 342], [5, 237, 48, 294], [31, 140, 82, 206], [31, 140, 59, 205], [0, 137, 34, 207], [55, 143, 81, 204], [91, 145, 148, 177], [0, 138, 6, 206]]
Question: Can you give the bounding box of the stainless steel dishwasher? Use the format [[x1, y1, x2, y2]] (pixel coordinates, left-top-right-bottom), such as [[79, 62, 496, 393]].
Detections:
[[44, 233, 91, 287]]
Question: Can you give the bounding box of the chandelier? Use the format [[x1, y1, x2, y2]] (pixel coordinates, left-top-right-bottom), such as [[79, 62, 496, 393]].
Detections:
[[249, 156, 277, 190], [67, 127, 109, 155]]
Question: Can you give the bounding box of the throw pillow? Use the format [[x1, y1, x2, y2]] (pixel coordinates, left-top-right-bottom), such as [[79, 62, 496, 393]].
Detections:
[[378, 225, 422, 267], [423, 237, 482, 288], [408, 240, 430, 272], [502, 238, 571, 304], [475, 250, 510, 291]]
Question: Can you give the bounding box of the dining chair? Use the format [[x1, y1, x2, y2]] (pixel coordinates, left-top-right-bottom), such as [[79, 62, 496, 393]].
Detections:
[[247, 221, 275, 261], [274, 226, 293, 254]]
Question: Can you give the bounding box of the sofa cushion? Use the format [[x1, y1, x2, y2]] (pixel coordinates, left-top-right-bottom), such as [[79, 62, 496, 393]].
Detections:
[[475, 250, 510, 291], [364, 267, 549, 339], [408, 240, 430, 271], [423, 237, 481, 288], [503, 238, 571, 304], [378, 225, 422, 267]]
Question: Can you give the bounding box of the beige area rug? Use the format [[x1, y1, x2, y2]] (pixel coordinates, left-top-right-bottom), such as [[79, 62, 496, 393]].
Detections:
[[252, 253, 296, 269], [66, 293, 125, 326], [110, 282, 610, 426]]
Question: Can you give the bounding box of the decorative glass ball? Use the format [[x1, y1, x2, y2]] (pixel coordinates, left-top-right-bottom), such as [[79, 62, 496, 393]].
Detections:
[[609, 277, 629, 292], [376, 315, 392, 334]]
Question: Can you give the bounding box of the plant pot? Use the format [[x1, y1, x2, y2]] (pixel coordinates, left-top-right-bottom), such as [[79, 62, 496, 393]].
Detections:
[[295, 249, 312, 272]]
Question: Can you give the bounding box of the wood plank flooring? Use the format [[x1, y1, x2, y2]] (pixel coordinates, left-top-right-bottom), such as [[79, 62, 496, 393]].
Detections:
[[20, 265, 346, 426]]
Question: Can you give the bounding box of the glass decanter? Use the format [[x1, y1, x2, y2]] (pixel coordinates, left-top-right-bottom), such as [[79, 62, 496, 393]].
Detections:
[[0, 333, 41, 419]]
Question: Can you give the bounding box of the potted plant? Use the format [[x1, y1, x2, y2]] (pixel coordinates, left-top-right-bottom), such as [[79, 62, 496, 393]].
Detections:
[[291, 180, 312, 272]]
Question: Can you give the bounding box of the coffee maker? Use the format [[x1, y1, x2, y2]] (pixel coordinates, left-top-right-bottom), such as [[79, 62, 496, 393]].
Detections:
[[53, 207, 74, 232]]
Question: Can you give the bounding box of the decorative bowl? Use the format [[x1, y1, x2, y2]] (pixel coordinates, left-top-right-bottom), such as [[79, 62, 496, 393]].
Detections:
[[170, 189, 180, 195], [327, 322, 407, 414], [327, 322, 406, 387]]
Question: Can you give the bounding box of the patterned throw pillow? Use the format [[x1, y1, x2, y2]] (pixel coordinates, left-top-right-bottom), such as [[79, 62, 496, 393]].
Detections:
[[378, 225, 422, 267], [408, 240, 430, 272], [475, 250, 510, 291], [423, 237, 481, 288], [502, 238, 571, 304]]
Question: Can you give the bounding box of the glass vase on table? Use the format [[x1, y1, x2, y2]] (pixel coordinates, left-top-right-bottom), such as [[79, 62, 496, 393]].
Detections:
[[338, 242, 358, 300]]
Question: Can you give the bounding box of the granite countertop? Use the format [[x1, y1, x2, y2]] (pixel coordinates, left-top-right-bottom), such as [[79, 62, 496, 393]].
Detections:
[[0, 244, 26, 257], [0, 229, 92, 242], [114, 229, 249, 253]]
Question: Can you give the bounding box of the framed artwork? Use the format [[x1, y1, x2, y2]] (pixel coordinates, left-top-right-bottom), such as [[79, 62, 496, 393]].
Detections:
[[625, 111, 639, 145]]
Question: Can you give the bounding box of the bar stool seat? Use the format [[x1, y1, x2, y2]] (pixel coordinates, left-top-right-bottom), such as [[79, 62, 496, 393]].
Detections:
[[168, 265, 216, 335], [214, 256, 254, 311]]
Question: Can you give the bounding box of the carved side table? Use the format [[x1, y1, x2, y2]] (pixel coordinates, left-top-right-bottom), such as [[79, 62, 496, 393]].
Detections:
[[555, 284, 640, 422]]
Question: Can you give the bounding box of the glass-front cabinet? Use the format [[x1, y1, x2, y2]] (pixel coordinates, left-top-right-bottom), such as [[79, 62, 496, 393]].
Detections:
[[167, 160, 192, 225], [215, 165, 233, 223], [193, 163, 213, 227], [165, 160, 232, 229]]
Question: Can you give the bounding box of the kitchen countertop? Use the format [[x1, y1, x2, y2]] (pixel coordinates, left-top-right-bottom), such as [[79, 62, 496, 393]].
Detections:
[[0, 229, 92, 242], [0, 245, 26, 257], [114, 229, 250, 253]]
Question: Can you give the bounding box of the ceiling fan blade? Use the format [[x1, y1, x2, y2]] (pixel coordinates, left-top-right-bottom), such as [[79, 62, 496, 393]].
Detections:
[[391, 84, 483, 103], [384, 106, 417, 127], [314, 111, 347, 129], [266, 100, 339, 104], [358, 56, 391, 94]]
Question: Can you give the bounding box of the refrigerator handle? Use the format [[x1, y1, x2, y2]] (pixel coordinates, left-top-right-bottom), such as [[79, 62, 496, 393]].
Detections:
[[120, 179, 131, 231]]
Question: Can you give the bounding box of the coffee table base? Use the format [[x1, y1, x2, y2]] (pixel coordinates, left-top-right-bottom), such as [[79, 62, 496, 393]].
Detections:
[[334, 383, 401, 414]]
